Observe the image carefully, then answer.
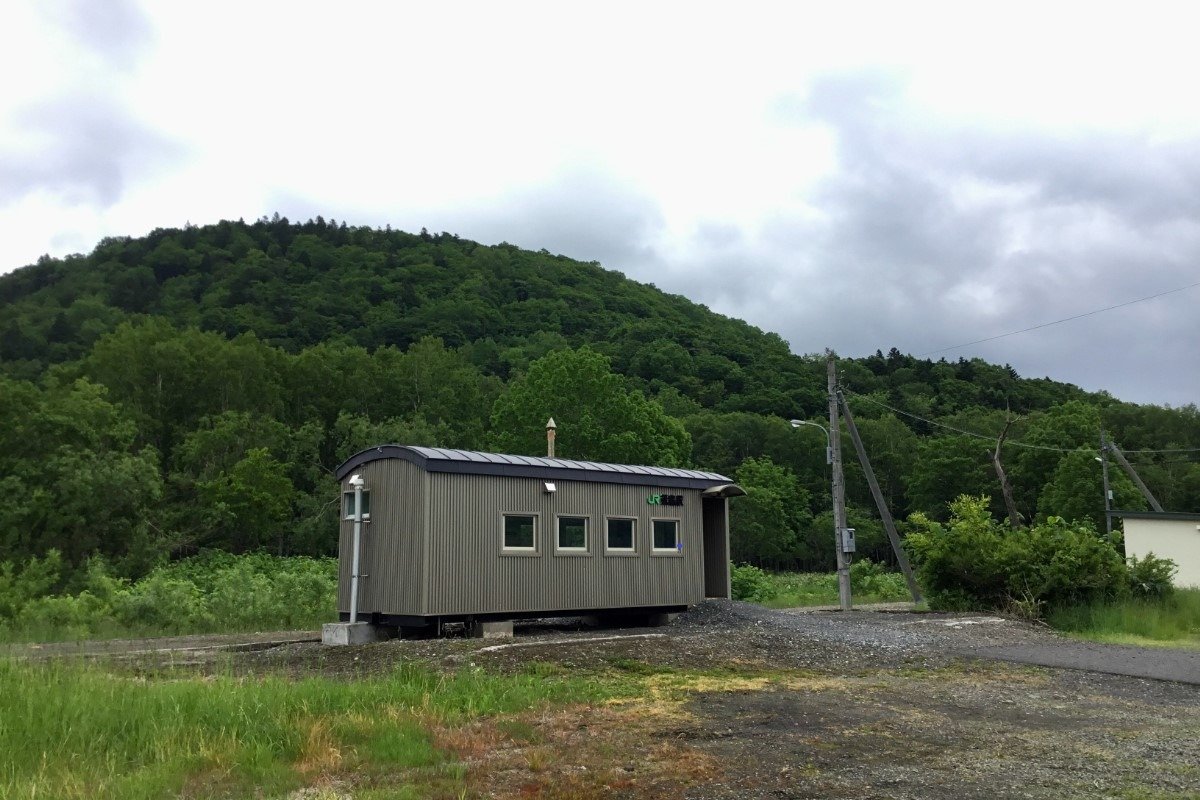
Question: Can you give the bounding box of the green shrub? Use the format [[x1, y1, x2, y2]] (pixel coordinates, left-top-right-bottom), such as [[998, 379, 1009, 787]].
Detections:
[[849, 558, 909, 597], [0, 550, 64, 619], [1126, 553, 1177, 600], [730, 563, 777, 602], [906, 496, 1175, 617]]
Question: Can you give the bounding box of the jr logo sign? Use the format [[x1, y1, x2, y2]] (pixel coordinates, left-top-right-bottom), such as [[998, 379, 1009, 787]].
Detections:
[[647, 494, 684, 506]]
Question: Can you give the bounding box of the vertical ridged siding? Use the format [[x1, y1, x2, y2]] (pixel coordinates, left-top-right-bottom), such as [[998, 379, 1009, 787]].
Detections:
[[336, 459, 426, 616], [425, 474, 706, 615]]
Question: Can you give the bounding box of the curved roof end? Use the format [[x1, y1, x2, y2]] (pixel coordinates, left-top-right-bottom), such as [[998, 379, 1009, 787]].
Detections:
[[702, 483, 746, 499]]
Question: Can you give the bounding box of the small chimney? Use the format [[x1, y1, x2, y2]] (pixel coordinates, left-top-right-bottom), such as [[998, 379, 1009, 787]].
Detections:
[[546, 417, 556, 458]]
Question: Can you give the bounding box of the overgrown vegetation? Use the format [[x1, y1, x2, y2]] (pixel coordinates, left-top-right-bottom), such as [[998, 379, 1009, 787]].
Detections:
[[1046, 589, 1200, 647], [0, 552, 335, 642], [0, 659, 622, 800], [906, 496, 1178, 617], [730, 560, 912, 607]]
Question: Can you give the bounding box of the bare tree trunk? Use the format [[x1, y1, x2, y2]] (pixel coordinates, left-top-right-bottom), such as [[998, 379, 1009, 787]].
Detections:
[[993, 417, 1022, 529]]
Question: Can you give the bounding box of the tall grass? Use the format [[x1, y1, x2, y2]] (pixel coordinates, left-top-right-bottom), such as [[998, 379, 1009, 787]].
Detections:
[[0, 552, 337, 643], [0, 659, 620, 799], [1046, 588, 1200, 647], [731, 560, 914, 608]]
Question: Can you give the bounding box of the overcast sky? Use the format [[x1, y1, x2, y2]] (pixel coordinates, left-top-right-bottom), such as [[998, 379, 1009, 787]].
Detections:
[[2, 1, 1198, 407]]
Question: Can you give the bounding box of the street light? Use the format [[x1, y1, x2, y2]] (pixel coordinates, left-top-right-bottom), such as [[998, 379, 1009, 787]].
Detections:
[[792, 417, 851, 609], [790, 419, 832, 465]]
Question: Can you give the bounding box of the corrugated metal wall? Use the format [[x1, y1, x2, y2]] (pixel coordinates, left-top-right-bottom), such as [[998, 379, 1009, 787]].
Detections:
[[336, 459, 427, 616], [424, 474, 706, 615]]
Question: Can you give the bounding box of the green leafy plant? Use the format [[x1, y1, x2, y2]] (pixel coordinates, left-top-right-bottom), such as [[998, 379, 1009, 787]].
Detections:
[[906, 495, 1175, 617], [730, 563, 777, 602]]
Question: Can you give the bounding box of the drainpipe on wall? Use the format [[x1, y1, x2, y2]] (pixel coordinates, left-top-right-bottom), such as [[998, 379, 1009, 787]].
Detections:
[[348, 473, 365, 624]]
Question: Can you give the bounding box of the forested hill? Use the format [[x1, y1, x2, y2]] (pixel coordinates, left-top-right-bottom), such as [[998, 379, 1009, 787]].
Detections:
[[1, 217, 1198, 579], [2, 216, 1085, 417]]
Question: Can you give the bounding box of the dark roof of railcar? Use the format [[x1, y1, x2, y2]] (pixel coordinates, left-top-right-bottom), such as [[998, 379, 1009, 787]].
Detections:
[[335, 445, 733, 489]]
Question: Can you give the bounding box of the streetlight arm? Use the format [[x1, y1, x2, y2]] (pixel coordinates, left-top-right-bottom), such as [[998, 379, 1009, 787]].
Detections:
[[790, 419, 832, 464]]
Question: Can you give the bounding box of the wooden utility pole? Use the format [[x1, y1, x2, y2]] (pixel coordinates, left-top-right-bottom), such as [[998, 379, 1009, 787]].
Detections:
[[1107, 439, 1164, 512], [837, 390, 923, 603], [993, 418, 1022, 529], [1099, 432, 1113, 535], [827, 351, 852, 610]]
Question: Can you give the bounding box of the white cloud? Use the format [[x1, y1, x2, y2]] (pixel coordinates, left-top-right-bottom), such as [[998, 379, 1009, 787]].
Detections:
[[2, 0, 1199, 405]]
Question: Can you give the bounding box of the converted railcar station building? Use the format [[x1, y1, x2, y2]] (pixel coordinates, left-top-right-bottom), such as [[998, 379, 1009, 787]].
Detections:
[[323, 445, 743, 644]]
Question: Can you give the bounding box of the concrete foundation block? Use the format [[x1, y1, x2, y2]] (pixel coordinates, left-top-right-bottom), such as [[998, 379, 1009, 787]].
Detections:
[[468, 620, 514, 639], [322, 621, 383, 646], [645, 612, 677, 628]]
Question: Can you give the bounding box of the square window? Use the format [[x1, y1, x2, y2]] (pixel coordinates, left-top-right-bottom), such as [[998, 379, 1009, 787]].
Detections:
[[606, 518, 636, 551], [503, 514, 537, 551], [557, 516, 588, 551], [343, 490, 371, 520], [652, 519, 680, 551]]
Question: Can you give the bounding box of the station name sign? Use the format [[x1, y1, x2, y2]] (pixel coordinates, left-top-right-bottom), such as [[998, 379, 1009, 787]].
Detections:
[[647, 494, 683, 506]]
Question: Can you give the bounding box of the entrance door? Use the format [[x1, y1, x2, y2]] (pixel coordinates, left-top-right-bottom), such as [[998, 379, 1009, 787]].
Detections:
[[701, 497, 730, 599]]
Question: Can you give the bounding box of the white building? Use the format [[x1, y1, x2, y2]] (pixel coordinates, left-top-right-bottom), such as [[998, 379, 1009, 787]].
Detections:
[[1117, 511, 1200, 589]]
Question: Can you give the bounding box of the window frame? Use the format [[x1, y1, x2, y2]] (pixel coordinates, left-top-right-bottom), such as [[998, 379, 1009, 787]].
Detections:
[[500, 512, 540, 556], [554, 514, 591, 556], [604, 516, 638, 556], [342, 490, 371, 520], [650, 517, 682, 556]]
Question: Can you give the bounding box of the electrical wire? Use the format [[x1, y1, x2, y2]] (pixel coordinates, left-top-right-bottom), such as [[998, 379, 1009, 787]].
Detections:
[[842, 390, 1083, 452], [843, 390, 1200, 456], [917, 280, 1200, 357]]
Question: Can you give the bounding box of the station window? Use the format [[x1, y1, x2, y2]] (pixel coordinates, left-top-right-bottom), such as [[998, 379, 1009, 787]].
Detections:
[[502, 514, 538, 551], [556, 516, 588, 552], [652, 519, 680, 552], [343, 490, 371, 520], [606, 517, 636, 552]]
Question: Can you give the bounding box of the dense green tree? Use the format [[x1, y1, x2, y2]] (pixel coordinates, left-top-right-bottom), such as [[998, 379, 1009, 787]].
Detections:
[[905, 435, 996, 519], [490, 347, 691, 465], [730, 456, 812, 568], [0, 376, 162, 574], [1037, 450, 1146, 529], [197, 448, 295, 554]]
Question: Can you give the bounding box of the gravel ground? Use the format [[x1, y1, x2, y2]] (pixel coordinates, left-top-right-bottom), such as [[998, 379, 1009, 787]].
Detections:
[[10, 603, 1200, 799]]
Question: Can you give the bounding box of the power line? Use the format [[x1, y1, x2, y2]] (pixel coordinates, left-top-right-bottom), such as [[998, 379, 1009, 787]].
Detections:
[[918, 280, 1200, 357], [842, 391, 1082, 453], [845, 390, 1200, 456]]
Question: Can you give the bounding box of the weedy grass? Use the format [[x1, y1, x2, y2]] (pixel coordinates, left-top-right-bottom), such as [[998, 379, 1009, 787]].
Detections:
[[731, 560, 915, 608], [757, 569, 914, 608], [1046, 588, 1200, 648], [0, 552, 338, 644], [0, 658, 625, 800]]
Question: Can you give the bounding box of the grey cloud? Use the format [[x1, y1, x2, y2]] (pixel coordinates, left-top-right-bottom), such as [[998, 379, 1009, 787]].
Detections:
[[274, 169, 671, 281], [450, 170, 669, 274], [1, 2, 183, 210], [38, 0, 154, 73], [0, 92, 185, 207], [715, 71, 1200, 405]]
